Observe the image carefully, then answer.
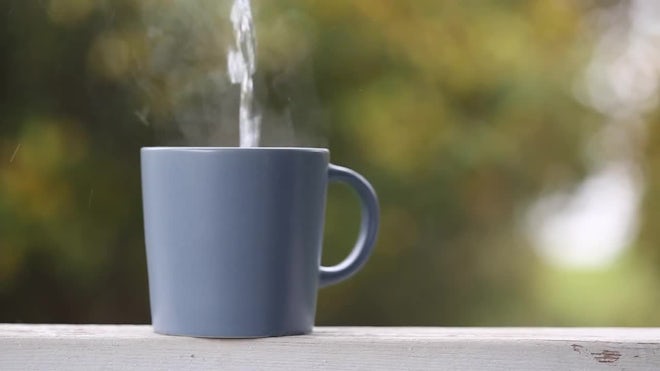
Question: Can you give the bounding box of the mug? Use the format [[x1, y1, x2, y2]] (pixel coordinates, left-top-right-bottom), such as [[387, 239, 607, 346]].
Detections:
[[141, 147, 379, 337]]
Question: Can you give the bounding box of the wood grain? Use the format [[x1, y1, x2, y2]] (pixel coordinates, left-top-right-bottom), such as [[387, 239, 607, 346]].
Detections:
[[1, 325, 659, 370]]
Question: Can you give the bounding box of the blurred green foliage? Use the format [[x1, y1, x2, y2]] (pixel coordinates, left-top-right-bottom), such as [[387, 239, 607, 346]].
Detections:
[[2, 0, 660, 325]]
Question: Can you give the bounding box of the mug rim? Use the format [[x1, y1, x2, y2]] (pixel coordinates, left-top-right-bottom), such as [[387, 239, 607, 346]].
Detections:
[[141, 147, 329, 154]]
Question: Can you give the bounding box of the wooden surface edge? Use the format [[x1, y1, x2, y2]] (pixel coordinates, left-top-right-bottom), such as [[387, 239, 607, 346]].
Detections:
[[1, 325, 660, 370]]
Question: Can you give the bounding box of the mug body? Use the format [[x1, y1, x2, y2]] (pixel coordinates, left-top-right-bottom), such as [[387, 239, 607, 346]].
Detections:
[[141, 147, 329, 337]]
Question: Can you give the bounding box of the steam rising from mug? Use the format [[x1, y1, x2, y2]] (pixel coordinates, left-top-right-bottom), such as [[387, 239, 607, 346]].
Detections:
[[137, 0, 326, 147]]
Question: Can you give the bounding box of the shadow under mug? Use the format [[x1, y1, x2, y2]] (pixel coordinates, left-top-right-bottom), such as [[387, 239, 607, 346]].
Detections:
[[141, 147, 379, 338]]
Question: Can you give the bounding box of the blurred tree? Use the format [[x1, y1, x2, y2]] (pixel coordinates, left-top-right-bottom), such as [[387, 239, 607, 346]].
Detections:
[[1, 0, 659, 326]]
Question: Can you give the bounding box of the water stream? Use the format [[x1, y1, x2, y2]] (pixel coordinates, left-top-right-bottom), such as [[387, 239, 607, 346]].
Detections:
[[227, 0, 260, 147]]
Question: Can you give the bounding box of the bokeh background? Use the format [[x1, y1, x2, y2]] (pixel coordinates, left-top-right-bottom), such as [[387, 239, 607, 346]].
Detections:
[[3, 0, 660, 325]]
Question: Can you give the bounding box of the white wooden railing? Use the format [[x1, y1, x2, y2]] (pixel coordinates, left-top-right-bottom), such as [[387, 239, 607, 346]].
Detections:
[[1, 325, 660, 370]]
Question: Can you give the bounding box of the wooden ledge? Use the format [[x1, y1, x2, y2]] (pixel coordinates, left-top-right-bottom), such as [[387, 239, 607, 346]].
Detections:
[[2, 325, 660, 370]]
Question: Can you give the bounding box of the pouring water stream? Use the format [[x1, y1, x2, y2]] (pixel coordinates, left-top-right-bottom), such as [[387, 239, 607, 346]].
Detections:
[[227, 0, 260, 147]]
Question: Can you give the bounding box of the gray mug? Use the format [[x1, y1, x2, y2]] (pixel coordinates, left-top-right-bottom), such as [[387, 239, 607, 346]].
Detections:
[[141, 147, 379, 337]]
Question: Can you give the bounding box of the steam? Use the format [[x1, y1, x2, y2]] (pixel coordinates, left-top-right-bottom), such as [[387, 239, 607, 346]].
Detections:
[[135, 0, 326, 147]]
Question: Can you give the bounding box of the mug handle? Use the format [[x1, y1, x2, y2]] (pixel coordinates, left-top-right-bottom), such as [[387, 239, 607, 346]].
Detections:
[[320, 164, 380, 287]]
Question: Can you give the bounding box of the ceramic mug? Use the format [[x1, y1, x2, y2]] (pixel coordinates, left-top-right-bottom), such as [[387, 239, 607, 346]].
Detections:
[[141, 147, 379, 337]]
